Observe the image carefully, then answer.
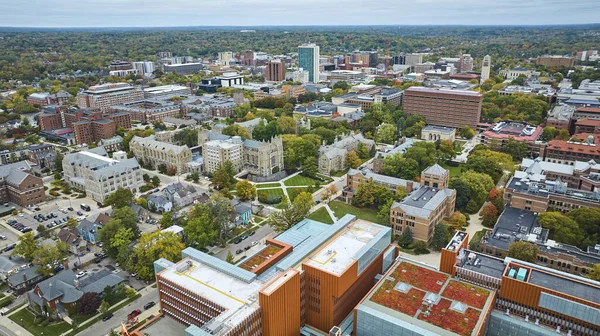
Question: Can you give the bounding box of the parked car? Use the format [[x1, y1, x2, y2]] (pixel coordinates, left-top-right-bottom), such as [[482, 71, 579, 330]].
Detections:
[[76, 211, 83, 216], [249, 231, 256, 236], [241, 235, 248, 241], [4, 244, 15, 252], [244, 245, 251, 251], [235, 249, 243, 254], [21, 227, 32, 233], [34, 207, 41, 211], [76, 271, 88, 279], [54, 265, 64, 273], [128, 309, 141, 319], [251, 241, 258, 246], [0, 235, 6, 240], [234, 238, 242, 244], [67, 207, 74, 211], [102, 313, 113, 322], [143, 301, 156, 310]]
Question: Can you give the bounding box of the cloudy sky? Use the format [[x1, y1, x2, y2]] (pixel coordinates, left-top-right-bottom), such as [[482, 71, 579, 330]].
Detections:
[[1, 0, 598, 27]]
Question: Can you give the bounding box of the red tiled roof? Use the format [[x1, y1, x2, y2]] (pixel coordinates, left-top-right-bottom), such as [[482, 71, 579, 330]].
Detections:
[[577, 107, 600, 114], [575, 118, 600, 127], [547, 139, 600, 155]]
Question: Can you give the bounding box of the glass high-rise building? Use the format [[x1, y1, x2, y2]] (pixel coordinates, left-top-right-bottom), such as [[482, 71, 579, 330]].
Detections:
[[298, 43, 320, 83]]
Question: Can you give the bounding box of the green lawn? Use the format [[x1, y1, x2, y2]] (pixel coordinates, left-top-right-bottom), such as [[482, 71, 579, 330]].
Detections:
[[440, 162, 463, 178], [284, 175, 320, 187], [307, 207, 334, 224], [10, 309, 72, 336], [257, 188, 284, 197], [328, 201, 383, 224], [287, 187, 311, 202], [331, 169, 350, 177], [256, 183, 281, 189]]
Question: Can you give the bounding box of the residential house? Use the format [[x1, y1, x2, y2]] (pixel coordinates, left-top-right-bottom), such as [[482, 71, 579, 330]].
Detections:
[[0, 255, 26, 281], [28, 270, 124, 317], [77, 216, 106, 244], [148, 194, 173, 213], [7, 265, 44, 295], [229, 199, 253, 227], [162, 183, 201, 208], [57, 227, 82, 254]]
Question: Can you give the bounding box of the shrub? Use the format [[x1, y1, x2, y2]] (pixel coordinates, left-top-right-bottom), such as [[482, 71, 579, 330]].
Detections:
[[410, 241, 430, 255]]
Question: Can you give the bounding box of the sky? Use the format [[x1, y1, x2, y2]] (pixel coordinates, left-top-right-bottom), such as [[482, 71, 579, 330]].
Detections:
[[1, 0, 599, 27]]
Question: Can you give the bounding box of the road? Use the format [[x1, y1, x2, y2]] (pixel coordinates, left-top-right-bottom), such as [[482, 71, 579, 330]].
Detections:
[[312, 175, 346, 204], [79, 287, 159, 336], [0, 325, 16, 336], [214, 224, 278, 261]]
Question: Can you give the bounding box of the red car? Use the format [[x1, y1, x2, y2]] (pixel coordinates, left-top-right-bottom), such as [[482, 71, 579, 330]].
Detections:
[[128, 309, 141, 320]]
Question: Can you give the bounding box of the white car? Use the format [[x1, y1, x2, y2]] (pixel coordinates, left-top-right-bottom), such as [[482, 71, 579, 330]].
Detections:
[[251, 241, 258, 246], [17, 213, 24, 217], [76, 271, 88, 279]]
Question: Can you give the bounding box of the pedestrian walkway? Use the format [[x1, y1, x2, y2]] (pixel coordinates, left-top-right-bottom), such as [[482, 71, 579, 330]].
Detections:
[[0, 304, 34, 336]]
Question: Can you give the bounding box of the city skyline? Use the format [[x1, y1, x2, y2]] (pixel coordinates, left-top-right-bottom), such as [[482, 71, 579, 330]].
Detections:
[[2, 0, 600, 28]]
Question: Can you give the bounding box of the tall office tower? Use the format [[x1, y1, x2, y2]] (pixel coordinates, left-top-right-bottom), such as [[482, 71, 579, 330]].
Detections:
[[298, 43, 320, 83], [405, 53, 423, 67], [131, 61, 155, 76], [459, 53, 474, 72], [481, 55, 491, 82], [265, 59, 286, 82]]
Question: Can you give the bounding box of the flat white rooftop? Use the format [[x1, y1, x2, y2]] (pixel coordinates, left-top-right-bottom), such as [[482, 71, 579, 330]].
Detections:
[[205, 139, 241, 149], [305, 219, 384, 275], [160, 259, 263, 325]]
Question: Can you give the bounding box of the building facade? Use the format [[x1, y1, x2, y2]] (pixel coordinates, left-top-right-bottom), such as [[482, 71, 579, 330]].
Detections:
[[298, 44, 320, 83], [389, 164, 456, 243], [0, 161, 46, 207], [63, 150, 144, 203], [76, 83, 144, 112], [265, 59, 285, 82], [317, 133, 375, 174], [130, 136, 192, 173], [403, 87, 482, 128], [481, 55, 491, 82]]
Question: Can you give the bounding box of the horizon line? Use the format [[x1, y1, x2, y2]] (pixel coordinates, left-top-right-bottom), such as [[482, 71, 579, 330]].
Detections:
[[1, 23, 600, 29]]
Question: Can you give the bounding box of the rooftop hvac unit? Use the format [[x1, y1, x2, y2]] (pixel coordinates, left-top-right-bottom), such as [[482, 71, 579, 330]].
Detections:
[[175, 260, 193, 273], [329, 326, 342, 336]]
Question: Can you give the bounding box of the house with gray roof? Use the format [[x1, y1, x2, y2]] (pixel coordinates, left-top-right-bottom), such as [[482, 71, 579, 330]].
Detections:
[[7, 265, 44, 295], [0, 255, 26, 281], [97, 135, 123, 153], [148, 194, 173, 213], [162, 182, 201, 208], [0, 161, 46, 207], [28, 270, 123, 317]]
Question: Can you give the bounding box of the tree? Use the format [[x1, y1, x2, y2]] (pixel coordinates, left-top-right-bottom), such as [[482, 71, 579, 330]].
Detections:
[[538, 212, 585, 247], [213, 161, 236, 190], [404, 142, 436, 171], [276, 116, 297, 134], [382, 153, 420, 180], [377, 198, 393, 224], [480, 203, 499, 228], [167, 167, 177, 176], [459, 126, 476, 139], [567, 208, 600, 238], [556, 129, 570, 141], [104, 188, 134, 209], [33, 242, 68, 276], [159, 211, 173, 228], [132, 231, 185, 280], [399, 226, 413, 247], [77, 292, 102, 315], [267, 192, 314, 231], [356, 142, 371, 160], [436, 140, 455, 162], [460, 170, 495, 207], [12, 232, 36, 261], [430, 224, 451, 251], [55, 152, 64, 173], [191, 172, 200, 182], [157, 163, 168, 174], [501, 137, 529, 160], [507, 241, 539, 263], [152, 176, 160, 187], [464, 155, 503, 184], [99, 208, 140, 259], [222, 124, 251, 139], [185, 212, 218, 250], [395, 185, 408, 201], [541, 126, 557, 141], [226, 251, 235, 264], [99, 300, 110, 314], [588, 264, 600, 281], [322, 185, 338, 202], [135, 197, 148, 209], [375, 123, 397, 144], [302, 157, 318, 178], [282, 134, 318, 170], [236, 180, 257, 201], [187, 193, 233, 245], [24, 134, 40, 144], [447, 211, 467, 231], [345, 151, 362, 169]]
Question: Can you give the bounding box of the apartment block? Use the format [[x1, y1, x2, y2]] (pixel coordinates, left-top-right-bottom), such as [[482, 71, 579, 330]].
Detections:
[[76, 83, 144, 112], [403, 87, 482, 128], [130, 136, 192, 173], [265, 59, 285, 82], [199, 130, 284, 177], [38, 112, 63, 131], [71, 111, 130, 145], [390, 164, 456, 243], [0, 161, 46, 207], [152, 214, 393, 336], [536, 55, 575, 68], [63, 148, 143, 203]]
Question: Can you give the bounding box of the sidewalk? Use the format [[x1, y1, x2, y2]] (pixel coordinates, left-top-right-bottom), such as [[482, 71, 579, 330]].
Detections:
[[0, 304, 34, 336]]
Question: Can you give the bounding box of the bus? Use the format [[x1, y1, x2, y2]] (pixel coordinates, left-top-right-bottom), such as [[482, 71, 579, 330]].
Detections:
[[80, 204, 91, 212]]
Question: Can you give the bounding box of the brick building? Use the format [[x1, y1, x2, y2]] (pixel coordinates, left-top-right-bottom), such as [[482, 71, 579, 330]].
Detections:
[[265, 59, 285, 82], [535, 55, 575, 68], [403, 87, 482, 128], [0, 161, 46, 207], [389, 164, 456, 243], [480, 121, 545, 158]]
